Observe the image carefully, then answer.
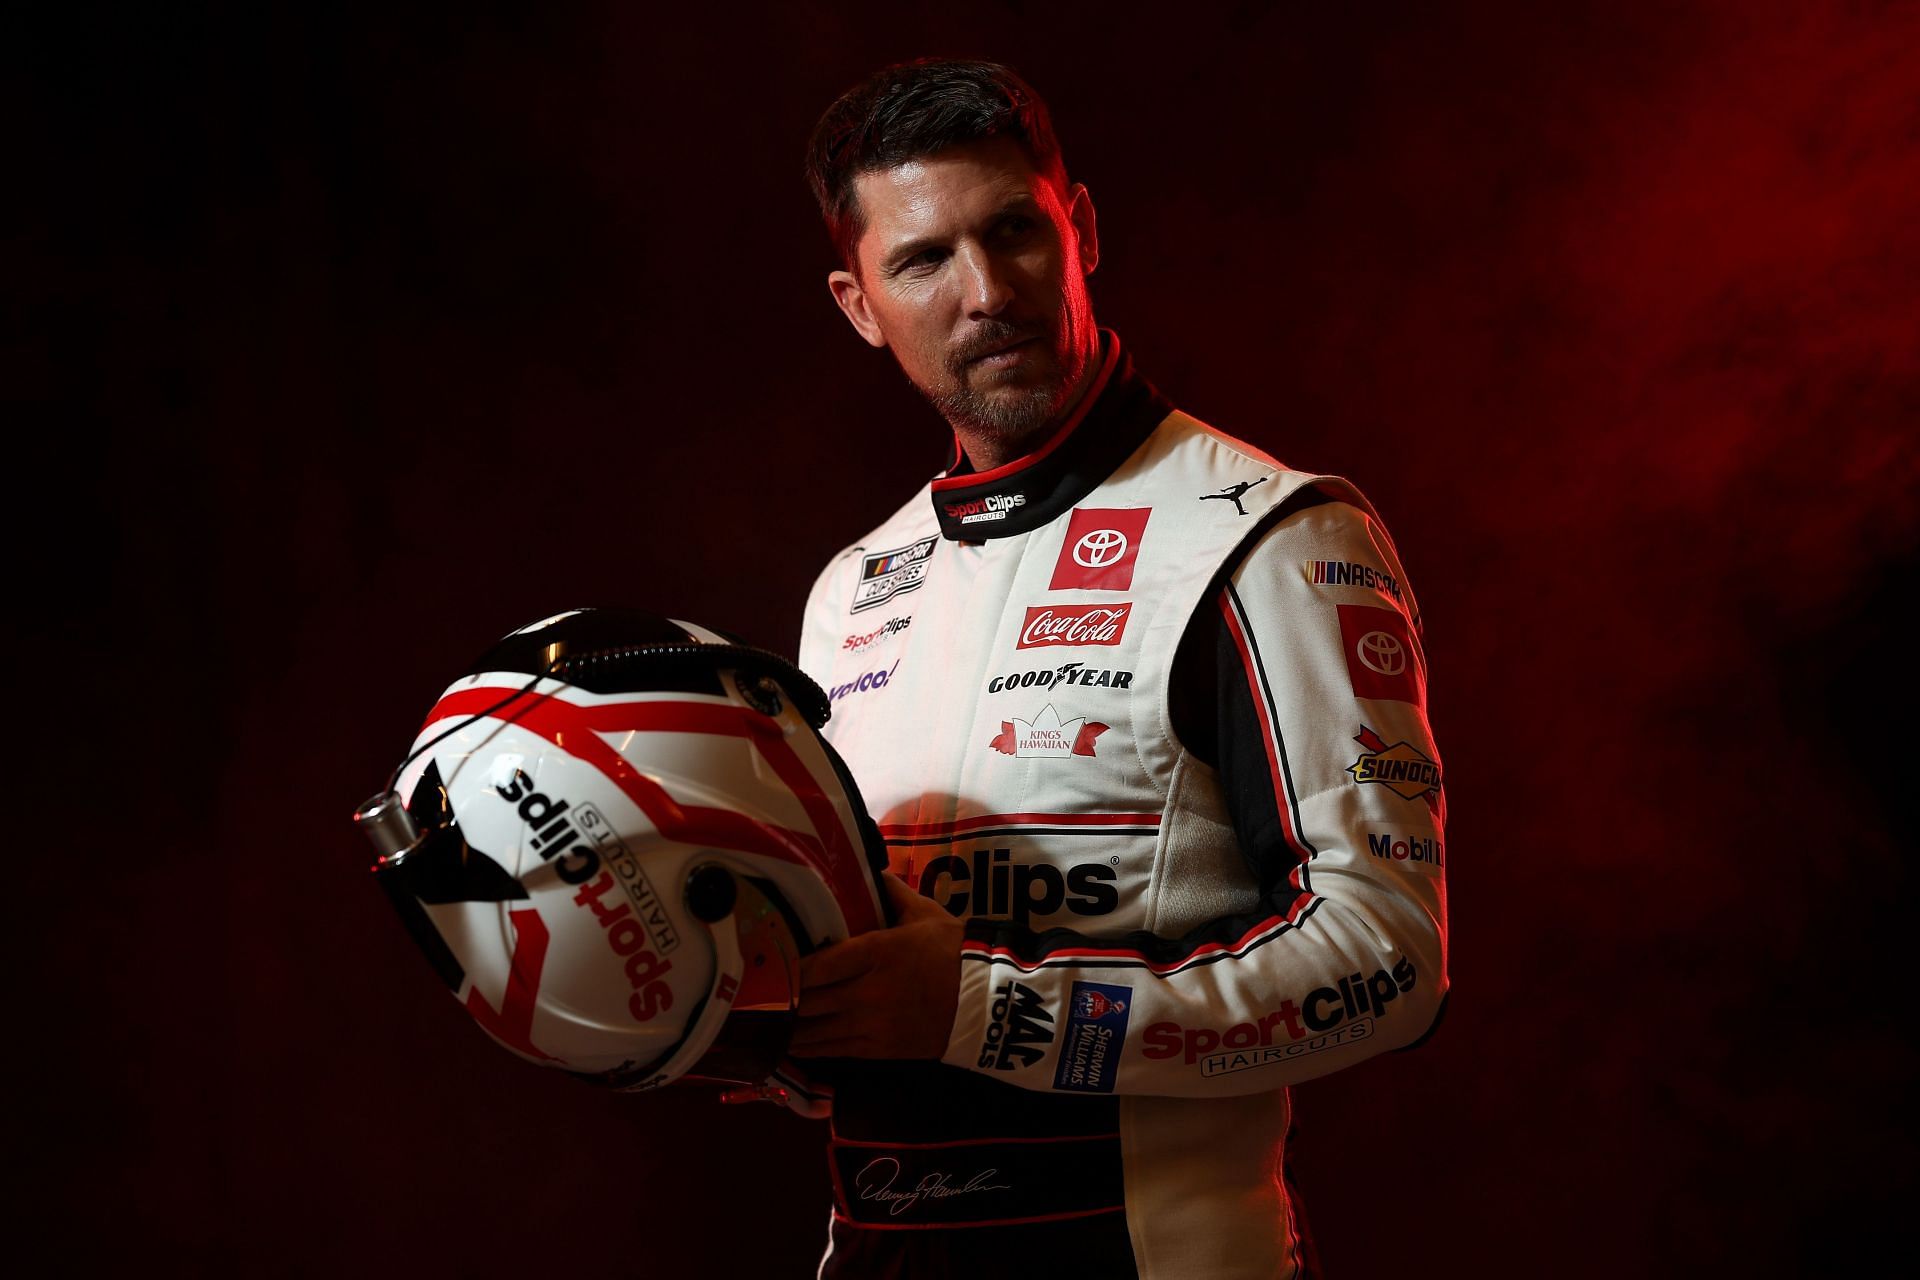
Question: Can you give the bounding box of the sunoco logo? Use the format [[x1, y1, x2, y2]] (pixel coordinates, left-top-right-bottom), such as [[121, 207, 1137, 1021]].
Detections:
[[1346, 725, 1442, 805], [944, 492, 1026, 525], [978, 980, 1055, 1070], [1016, 603, 1130, 649]]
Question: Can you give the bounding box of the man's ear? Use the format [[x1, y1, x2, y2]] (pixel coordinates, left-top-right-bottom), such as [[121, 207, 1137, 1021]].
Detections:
[[1067, 183, 1099, 278], [829, 270, 888, 348]]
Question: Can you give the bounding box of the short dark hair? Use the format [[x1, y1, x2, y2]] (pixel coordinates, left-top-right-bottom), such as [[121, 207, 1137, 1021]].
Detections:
[[805, 59, 1068, 270]]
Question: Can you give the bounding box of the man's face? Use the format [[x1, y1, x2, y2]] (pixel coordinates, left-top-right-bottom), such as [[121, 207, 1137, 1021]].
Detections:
[[828, 136, 1100, 445]]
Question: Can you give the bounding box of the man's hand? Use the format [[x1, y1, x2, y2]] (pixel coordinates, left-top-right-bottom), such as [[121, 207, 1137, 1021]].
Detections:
[[789, 874, 965, 1060]]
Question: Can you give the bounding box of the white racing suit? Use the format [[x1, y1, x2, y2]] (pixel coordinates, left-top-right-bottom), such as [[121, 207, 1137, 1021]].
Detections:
[[796, 333, 1448, 1278]]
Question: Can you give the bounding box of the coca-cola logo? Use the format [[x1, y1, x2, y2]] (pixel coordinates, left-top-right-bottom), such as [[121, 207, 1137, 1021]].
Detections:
[[1016, 603, 1132, 649]]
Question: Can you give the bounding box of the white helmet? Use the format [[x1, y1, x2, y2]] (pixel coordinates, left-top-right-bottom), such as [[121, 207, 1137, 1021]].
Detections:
[[355, 608, 888, 1093]]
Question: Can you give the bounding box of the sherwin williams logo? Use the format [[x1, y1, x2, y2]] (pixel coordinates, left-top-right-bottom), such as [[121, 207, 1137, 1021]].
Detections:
[[1017, 603, 1131, 649], [1054, 981, 1132, 1093], [1347, 726, 1442, 805], [1048, 508, 1151, 591], [988, 704, 1108, 758], [853, 536, 936, 613]]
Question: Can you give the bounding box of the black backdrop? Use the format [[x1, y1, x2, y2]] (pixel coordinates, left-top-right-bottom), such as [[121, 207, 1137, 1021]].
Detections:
[[17, 2, 1917, 1275]]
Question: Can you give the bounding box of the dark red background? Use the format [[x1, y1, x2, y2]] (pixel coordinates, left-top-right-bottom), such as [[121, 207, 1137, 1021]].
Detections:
[[18, 2, 1917, 1274]]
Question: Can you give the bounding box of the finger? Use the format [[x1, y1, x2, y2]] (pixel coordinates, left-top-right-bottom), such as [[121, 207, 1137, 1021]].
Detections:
[[798, 936, 876, 990], [786, 1033, 877, 1059], [884, 874, 946, 921], [787, 1014, 871, 1052], [795, 979, 870, 1019]]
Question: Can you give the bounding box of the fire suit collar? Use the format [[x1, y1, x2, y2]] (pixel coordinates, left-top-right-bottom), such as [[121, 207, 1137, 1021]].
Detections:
[[929, 330, 1172, 542]]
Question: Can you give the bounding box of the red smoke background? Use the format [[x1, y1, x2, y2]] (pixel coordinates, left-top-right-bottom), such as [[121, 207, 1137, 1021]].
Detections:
[[16, 2, 1915, 1274]]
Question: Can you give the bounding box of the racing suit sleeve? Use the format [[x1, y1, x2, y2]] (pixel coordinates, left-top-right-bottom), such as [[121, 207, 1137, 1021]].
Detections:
[[940, 497, 1449, 1097]]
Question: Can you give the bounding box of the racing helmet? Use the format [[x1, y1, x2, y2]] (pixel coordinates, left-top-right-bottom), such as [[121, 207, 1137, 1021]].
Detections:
[[354, 608, 889, 1093]]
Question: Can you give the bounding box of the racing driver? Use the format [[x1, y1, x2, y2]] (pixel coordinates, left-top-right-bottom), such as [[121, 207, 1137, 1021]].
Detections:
[[787, 60, 1449, 1279]]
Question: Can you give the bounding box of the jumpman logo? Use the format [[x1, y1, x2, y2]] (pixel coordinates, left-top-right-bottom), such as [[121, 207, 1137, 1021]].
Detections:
[[1199, 477, 1268, 516]]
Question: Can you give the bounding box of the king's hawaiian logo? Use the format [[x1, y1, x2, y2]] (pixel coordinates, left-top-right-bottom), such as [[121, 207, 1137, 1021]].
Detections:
[[988, 704, 1109, 759]]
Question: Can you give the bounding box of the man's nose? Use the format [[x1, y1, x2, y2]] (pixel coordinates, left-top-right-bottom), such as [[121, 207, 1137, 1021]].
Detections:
[[957, 244, 1014, 319]]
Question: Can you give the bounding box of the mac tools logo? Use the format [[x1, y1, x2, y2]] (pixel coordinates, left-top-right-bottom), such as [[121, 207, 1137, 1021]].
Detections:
[[1016, 603, 1131, 649], [852, 536, 936, 613], [1049, 508, 1151, 591], [978, 980, 1056, 1071], [988, 705, 1108, 758]]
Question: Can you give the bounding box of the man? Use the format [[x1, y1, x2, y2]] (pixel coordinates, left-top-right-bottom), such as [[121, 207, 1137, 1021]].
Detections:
[[788, 60, 1448, 1279]]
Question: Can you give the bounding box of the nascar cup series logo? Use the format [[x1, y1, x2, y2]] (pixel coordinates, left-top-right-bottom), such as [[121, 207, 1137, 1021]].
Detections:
[[852, 536, 936, 613]]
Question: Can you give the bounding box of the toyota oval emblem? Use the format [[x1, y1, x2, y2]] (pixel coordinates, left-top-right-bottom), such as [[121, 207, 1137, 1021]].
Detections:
[[1073, 528, 1129, 568], [1357, 631, 1406, 675]]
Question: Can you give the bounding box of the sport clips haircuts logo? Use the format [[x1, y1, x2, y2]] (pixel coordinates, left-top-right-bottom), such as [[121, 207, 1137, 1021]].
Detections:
[[1347, 726, 1442, 807], [917, 846, 1119, 926], [1143, 956, 1418, 1078], [494, 770, 675, 1023], [978, 980, 1055, 1070], [852, 536, 936, 613], [943, 492, 1027, 525], [843, 615, 911, 653], [1016, 603, 1131, 649]]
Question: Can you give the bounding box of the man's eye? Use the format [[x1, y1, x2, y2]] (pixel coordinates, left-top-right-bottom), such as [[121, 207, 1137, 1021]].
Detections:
[[998, 216, 1034, 239], [907, 251, 945, 272]]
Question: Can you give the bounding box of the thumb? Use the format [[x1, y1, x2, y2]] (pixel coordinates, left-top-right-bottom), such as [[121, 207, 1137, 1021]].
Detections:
[[882, 872, 942, 921]]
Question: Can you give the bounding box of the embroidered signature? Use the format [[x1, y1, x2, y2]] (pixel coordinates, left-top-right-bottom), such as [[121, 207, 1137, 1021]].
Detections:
[[854, 1157, 1012, 1216]]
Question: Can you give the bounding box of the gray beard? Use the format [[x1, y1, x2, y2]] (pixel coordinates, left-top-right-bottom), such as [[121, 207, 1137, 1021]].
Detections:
[[927, 374, 1068, 443], [924, 334, 1092, 448]]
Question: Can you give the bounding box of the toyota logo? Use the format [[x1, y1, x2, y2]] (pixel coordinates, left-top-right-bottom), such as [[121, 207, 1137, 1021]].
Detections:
[[1357, 631, 1406, 675], [1073, 529, 1129, 568]]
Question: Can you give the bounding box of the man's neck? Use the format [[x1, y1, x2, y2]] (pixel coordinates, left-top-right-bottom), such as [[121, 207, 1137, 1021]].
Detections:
[[950, 341, 1104, 474]]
